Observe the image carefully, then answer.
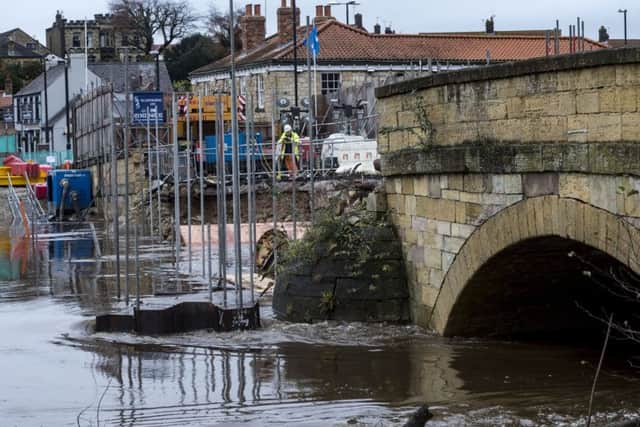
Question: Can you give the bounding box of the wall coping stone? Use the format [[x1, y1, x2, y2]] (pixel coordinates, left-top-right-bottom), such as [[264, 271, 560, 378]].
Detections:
[[381, 142, 640, 177], [376, 47, 640, 99]]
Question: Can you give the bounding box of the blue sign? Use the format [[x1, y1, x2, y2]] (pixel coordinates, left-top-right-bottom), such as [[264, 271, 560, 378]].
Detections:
[[132, 92, 164, 125]]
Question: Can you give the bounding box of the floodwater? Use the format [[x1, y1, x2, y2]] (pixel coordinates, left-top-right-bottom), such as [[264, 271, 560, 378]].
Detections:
[[1, 223, 640, 427]]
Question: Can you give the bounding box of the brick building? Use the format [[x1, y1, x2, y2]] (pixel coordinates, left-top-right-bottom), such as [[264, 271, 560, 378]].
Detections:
[[189, 1, 606, 139], [46, 11, 145, 63]]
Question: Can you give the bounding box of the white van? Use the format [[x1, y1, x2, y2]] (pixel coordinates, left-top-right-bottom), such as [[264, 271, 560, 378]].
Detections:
[[320, 133, 380, 175]]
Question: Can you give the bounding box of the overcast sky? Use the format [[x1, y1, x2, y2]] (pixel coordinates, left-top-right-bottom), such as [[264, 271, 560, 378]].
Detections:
[[7, 0, 640, 46]]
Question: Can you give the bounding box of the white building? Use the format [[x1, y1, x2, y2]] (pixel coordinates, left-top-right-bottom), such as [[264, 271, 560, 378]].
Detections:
[[13, 54, 100, 155]]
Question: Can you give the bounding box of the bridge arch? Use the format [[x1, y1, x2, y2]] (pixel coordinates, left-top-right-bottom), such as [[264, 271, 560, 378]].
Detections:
[[430, 195, 640, 338]]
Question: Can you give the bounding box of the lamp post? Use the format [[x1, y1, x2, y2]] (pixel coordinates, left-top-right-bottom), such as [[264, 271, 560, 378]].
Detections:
[[42, 55, 50, 152], [618, 9, 628, 45], [328, 1, 360, 26], [151, 50, 161, 91]]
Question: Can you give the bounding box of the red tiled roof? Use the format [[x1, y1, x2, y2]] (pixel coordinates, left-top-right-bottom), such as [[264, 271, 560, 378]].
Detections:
[[191, 19, 607, 76]]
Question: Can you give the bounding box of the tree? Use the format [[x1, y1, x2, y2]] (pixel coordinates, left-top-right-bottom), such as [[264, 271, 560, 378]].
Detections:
[[206, 6, 244, 52], [0, 60, 42, 93], [109, 0, 198, 54], [164, 33, 225, 82]]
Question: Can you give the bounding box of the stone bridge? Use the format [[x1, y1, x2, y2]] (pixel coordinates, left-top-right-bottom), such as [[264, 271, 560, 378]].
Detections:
[[376, 48, 640, 338]]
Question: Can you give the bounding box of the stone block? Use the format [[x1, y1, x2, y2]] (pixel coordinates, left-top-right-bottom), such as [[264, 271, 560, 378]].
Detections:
[[414, 176, 429, 196], [506, 97, 526, 119], [503, 174, 523, 194], [487, 101, 507, 120], [447, 175, 464, 190], [401, 176, 415, 194], [567, 115, 589, 143], [492, 175, 506, 193], [427, 176, 442, 197], [436, 220, 451, 236], [423, 231, 445, 249], [463, 174, 486, 192], [451, 223, 476, 238], [421, 284, 440, 308], [405, 195, 417, 216], [444, 236, 466, 253], [412, 216, 428, 231], [424, 248, 443, 269], [441, 189, 460, 200], [429, 268, 444, 288], [576, 90, 599, 114], [559, 174, 590, 203], [588, 114, 622, 142], [398, 110, 418, 128], [455, 201, 467, 223], [523, 173, 559, 197], [441, 251, 456, 271], [622, 113, 640, 141]]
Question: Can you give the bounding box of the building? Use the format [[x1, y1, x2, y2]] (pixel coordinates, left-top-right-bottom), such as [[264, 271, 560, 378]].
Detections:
[[46, 11, 146, 63], [0, 30, 44, 65], [13, 55, 172, 158], [0, 76, 13, 135], [190, 1, 606, 138]]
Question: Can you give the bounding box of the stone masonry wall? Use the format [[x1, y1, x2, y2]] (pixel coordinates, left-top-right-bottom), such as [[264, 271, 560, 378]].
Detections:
[[375, 48, 640, 329]]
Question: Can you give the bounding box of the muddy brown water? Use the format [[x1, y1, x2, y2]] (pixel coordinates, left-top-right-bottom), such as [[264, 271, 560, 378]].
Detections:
[[1, 224, 639, 426]]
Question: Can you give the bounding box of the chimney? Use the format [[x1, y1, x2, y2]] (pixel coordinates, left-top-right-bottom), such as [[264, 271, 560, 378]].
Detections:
[[384, 26, 393, 34], [4, 76, 12, 95], [277, 0, 300, 43], [314, 4, 333, 25], [485, 16, 495, 34], [240, 3, 266, 51], [354, 13, 364, 30], [374, 23, 381, 34]]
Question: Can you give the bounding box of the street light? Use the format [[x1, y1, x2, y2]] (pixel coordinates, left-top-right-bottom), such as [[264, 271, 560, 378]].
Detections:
[[618, 9, 628, 46], [328, 1, 360, 26], [150, 50, 161, 92]]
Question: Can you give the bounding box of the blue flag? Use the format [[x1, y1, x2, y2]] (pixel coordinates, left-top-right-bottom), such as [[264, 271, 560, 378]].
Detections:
[[303, 25, 320, 58]]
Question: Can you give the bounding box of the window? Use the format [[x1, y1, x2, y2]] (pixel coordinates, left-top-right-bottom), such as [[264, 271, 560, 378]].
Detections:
[[26, 42, 36, 50], [256, 75, 265, 110], [88, 55, 96, 63], [100, 32, 109, 47], [321, 73, 341, 95], [86, 32, 93, 48], [121, 34, 129, 46], [72, 32, 81, 48]]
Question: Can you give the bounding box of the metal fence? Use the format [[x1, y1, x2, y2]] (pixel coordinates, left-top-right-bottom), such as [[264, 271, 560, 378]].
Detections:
[[21, 150, 73, 166]]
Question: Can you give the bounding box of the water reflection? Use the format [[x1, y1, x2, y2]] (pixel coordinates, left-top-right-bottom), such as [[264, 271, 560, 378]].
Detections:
[[63, 333, 640, 427], [1, 223, 640, 426]]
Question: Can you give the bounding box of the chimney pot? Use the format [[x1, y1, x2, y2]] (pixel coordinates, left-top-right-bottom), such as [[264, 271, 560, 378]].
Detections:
[[245, 4, 253, 16], [324, 5, 332, 18], [316, 5, 324, 17], [374, 23, 381, 34], [254, 4, 261, 16], [281, 0, 286, 7], [354, 13, 364, 29]]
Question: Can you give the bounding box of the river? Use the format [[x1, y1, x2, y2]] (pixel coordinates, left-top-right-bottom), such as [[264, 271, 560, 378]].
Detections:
[[1, 224, 639, 427]]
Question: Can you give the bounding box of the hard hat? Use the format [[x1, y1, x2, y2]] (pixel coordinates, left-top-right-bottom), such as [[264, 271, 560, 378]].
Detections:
[[284, 124, 292, 132]]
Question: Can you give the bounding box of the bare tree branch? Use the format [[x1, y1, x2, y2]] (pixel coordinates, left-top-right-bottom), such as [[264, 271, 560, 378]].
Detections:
[[109, 0, 197, 55]]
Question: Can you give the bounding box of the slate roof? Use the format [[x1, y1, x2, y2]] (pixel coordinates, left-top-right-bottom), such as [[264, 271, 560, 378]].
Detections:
[[16, 64, 65, 96], [0, 37, 42, 59], [89, 62, 173, 93], [191, 19, 607, 77]]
